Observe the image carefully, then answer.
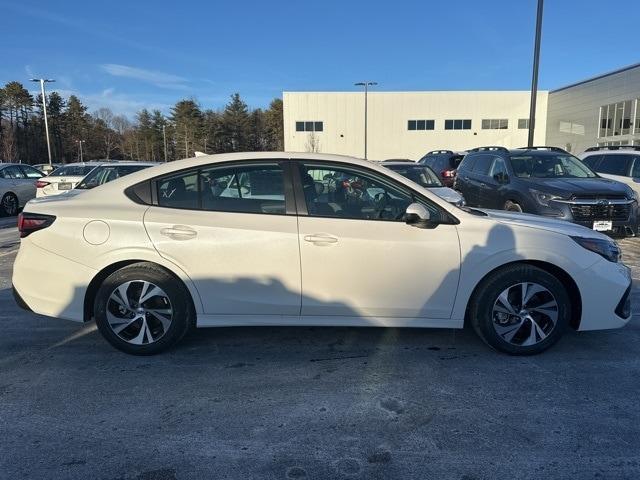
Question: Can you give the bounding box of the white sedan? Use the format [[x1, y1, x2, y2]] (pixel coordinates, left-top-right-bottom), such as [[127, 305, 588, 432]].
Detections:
[[12, 153, 632, 355], [35, 162, 102, 197]]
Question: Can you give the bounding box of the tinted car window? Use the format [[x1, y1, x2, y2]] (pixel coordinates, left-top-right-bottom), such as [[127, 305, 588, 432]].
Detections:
[[385, 164, 443, 187], [158, 164, 286, 214], [596, 154, 635, 176], [449, 155, 464, 169], [509, 153, 596, 178], [299, 163, 415, 221], [49, 165, 96, 177], [201, 164, 285, 214], [581, 155, 601, 170], [0, 166, 25, 179], [471, 155, 493, 175], [76, 165, 153, 189], [490, 157, 508, 178], [631, 159, 640, 178], [457, 156, 476, 173], [20, 165, 43, 178]]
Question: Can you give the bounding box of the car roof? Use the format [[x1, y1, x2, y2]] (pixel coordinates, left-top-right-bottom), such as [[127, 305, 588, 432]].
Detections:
[[383, 161, 424, 167], [92, 161, 160, 167], [582, 149, 640, 156]]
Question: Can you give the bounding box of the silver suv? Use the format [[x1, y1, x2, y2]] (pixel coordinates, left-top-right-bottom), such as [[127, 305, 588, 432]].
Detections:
[[579, 146, 640, 199]]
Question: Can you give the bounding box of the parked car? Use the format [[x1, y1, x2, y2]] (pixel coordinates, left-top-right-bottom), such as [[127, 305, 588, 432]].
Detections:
[[33, 163, 61, 175], [0, 163, 43, 216], [75, 162, 159, 190], [36, 162, 102, 197], [418, 150, 466, 187], [455, 146, 638, 237], [579, 146, 640, 198], [13, 152, 632, 356], [383, 161, 465, 206]]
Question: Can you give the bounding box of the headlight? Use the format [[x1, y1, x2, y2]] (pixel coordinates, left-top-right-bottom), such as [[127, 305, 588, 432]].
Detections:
[[571, 236, 621, 262], [529, 189, 561, 207]]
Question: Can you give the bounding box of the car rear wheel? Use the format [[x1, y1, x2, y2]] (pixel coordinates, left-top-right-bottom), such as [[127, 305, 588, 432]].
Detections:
[[504, 200, 523, 213], [469, 264, 570, 355], [94, 262, 194, 355], [1, 193, 18, 217]]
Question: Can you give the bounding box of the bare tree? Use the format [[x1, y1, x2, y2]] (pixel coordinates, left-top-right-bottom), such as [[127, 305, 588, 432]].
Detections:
[[305, 132, 321, 153]]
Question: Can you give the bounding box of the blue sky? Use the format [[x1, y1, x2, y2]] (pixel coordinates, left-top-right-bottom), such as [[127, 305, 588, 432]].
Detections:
[[1, 0, 638, 118]]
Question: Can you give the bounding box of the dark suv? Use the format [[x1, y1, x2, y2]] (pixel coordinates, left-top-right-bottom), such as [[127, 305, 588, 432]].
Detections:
[[418, 150, 465, 187], [455, 146, 638, 236]]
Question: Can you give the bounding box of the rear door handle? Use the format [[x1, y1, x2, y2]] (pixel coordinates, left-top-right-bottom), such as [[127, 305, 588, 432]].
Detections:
[[304, 233, 338, 245], [160, 225, 197, 240]]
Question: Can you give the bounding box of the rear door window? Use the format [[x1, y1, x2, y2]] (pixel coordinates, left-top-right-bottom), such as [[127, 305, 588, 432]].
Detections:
[[471, 155, 493, 176], [581, 155, 601, 170], [596, 154, 634, 176], [457, 156, 476, 173]]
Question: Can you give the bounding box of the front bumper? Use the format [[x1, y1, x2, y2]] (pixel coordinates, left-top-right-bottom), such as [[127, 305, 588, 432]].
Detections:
[[538, 200, 638, 237], [578, 258, 632, 331]]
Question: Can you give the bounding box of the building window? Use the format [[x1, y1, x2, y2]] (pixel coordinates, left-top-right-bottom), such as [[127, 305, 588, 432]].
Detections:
[[445, 119, 471, 130], [518, 119, 530, 129], [481, 119, 508, 129], [296, 121, 323, 132], [408, 119, 435, 131]]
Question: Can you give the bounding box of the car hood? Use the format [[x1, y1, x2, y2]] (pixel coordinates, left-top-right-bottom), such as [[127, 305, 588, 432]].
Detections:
[[478, 208, 612, 240], [522, 177, 631, 197], [428, 187, 464, 204]]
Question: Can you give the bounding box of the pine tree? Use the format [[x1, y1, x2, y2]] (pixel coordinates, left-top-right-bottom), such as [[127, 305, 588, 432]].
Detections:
[[219, 93, 250, 152], [170, 100, 203, 158], [264, 98, 284, 151]]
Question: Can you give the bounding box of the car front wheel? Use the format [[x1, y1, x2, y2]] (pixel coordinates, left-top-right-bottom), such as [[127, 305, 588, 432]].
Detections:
[[94, 262, 194, 355], [469, 264, 570, 355], [504, 200, 523, 213], [1, 193, 18, 216]]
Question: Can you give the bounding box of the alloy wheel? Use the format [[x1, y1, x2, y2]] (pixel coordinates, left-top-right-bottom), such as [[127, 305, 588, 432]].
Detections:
[[2, 194, 17, 216], [491, 282, 558, 347], [106, 280, 173, 345]]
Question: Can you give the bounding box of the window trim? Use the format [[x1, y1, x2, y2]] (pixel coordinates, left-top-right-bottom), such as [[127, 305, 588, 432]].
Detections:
[[291, 160, 459, 224], [147, 159, 296, 216]]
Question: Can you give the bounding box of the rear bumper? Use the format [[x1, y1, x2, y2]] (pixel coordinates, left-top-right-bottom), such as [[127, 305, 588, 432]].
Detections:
[[12, 240, 95, 322]]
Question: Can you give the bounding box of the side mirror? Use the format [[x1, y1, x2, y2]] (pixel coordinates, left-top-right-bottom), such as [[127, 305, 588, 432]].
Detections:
[[405, 202, 437, 229], [494, 172, 509, 184]]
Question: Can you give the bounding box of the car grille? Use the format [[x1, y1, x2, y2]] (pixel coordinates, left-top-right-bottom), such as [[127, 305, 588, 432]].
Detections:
[[570, 203, 631, 221]]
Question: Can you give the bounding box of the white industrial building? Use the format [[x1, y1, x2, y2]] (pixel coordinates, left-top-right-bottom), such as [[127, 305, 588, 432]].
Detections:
[[283, 63, 640, 160]]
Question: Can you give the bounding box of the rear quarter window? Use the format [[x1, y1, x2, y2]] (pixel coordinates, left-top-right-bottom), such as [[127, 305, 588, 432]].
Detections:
[[457, 156, 476, 173], [596, 154, 634, 176]]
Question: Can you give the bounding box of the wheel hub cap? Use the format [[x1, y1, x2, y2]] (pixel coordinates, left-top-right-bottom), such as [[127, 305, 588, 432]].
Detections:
[[491, 282, 558, 347], [106, 280, 173, 345]]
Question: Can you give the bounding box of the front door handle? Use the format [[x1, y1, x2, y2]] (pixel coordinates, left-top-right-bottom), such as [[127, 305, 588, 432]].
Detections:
[[304, 233, 338, 246], [160, 225, 197, 240]]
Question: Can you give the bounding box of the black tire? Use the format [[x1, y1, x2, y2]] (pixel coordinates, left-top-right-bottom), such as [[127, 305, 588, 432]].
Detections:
[[1, 192, 18, 217], [469, 264, 570, 355], [94, 262, 194, 355], [504, 200, 523, 213]]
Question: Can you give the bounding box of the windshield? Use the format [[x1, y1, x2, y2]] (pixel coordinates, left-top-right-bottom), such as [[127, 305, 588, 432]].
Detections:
[[510, 153, 597, 179], [386, 164, 443, 187], [76, 165, 152, 189], [48, 165, 96, 177]]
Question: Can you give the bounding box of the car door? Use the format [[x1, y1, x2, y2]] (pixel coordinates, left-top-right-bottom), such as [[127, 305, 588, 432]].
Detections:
[[143, 161, 302, 316], [455, 156, 477, 205], [295, 161, 461, 320], [0, 165, 31, 206], [481, 156, 509, 209], [595, 154, 638, 195], [468, 155, 494, 208]]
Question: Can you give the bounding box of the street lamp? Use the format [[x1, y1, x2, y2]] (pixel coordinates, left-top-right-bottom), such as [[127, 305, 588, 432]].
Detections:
[[30, 78, 55, 165], [527, 0, 544, 147], [75, 139, 86, 162], [354, 81, 377, 159]]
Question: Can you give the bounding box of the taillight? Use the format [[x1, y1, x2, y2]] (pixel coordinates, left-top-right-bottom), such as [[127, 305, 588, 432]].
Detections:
[[17, 213, 56, 238], [441, 169, 457, 178], [35, 180, 50, 188]]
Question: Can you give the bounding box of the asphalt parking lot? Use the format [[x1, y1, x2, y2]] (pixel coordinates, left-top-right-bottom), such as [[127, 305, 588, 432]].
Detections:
[[1, 216, 640, 480]]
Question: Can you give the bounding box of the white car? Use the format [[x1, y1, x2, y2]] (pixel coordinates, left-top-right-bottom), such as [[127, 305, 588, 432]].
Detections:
[[74, 162, 159, 190], [35, 162, 102, 197], [580, 146, 640, 198], [382, 160, 465, 206], [0, 163, 44, 216], [12, 152, 632, 355]]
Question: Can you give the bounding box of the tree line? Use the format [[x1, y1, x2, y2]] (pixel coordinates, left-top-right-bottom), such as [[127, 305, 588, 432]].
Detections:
[[0, 81, 284, 164]]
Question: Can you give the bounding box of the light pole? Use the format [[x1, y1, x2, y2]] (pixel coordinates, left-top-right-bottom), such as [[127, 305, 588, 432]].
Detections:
[[354, 81, 377, 159], [30, 78, 55, 165], [162, 124, 168, 162], [527, 0, 544, 147], [75, 140, 86, 162]]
